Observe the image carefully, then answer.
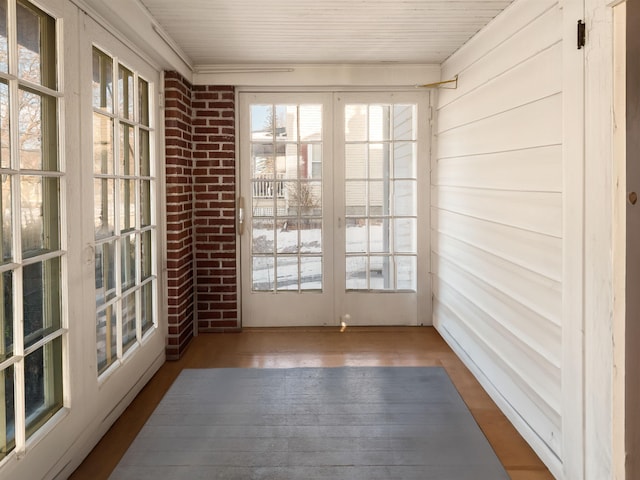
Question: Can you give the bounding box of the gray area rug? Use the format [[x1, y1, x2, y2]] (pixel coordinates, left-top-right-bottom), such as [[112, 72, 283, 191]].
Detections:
[[110, 367, 509, 479]]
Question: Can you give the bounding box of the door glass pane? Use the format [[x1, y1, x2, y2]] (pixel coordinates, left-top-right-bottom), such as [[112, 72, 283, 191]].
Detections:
[[276, 256, 298, 291], [119, 178, 135, 232], [252, 219, 274, 254], [344, 102, 418, 292], [300, 218, 322, 254], [250, 102, 323, 294], [299, 105, 321, 141], [252, 257, 274, 291], [346, 218, 366, 254], [300, 256, 322, 290], [140, 180, 151, 227], [346, 256, 367, 290], [393, 105, 416, 140]]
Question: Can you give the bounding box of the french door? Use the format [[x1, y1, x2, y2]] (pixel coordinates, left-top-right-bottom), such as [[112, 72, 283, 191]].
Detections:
[[239, 91, 429, 327]]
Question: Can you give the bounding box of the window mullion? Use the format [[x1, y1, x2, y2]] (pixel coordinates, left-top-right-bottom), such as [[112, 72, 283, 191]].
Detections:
[[112, 57, 123, 362]]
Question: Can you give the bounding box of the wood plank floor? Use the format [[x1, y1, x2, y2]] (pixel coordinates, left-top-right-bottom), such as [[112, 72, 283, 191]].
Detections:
[[70, 327, 554, 480]]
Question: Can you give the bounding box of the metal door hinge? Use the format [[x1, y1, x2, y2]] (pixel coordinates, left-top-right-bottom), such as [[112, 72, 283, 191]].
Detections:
[[577, 20, 586, 49]]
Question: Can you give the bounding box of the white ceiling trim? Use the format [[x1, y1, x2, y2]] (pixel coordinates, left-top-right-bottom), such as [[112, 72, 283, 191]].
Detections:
[[193, 63, 441, 87]]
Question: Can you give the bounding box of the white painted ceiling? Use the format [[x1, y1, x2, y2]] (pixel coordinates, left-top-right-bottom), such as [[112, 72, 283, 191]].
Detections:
[[138, 0, 514, 66]]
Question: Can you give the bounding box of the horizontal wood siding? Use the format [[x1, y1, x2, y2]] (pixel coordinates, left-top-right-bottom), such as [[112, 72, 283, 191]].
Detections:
[[433, 0, 563, 463]]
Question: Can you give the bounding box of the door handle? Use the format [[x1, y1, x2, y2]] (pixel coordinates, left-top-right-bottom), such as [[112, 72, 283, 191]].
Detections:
[[237, 197, 245, 235], [630, 192, 638, 206]]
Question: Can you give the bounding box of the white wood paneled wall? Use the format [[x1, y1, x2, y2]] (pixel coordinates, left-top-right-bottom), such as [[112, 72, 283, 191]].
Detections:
[[432, 0, 565, 475]]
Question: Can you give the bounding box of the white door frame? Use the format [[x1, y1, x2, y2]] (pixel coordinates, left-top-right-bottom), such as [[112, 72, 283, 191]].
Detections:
[[237, 88, 431, 328]]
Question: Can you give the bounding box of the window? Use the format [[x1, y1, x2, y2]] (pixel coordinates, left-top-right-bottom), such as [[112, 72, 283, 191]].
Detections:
[[0, 0, 64, 460], [92, 47, 156, 375]]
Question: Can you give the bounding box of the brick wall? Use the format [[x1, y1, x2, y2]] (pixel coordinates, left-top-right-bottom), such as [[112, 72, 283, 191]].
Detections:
[[191, 85, 238, 331], [164, 74, 238, 358], [164, 71, 195, 360]]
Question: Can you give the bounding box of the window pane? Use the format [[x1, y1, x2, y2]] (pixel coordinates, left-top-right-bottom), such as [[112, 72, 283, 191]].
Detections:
[[0, 365, 15, 459], [23, 257, 60, 348], [140, 180, 151, 227], [369, 144, 389, 179], [94, 178, 114, 239], [139, 129, 150, 176], [121, 292, 136, 352], [17, 0, 56, 88], [0, 271, 11, 362], [119, 178, 135, 232], [0, 175, 11, 263], [0, 81, 9, 169], [21, 176, 59, 256], [119, 123, 134, 176], [121, 234, 135, 291], [118, 66, 134, 120], [18, 88, 57, 171], [96, 304, 116, 373], [138, 78, 149, 126], [140, 230, 152, 281], [93, 113, 113, 175], [92, 48, 113, 112], [140, 281, 153, 335], [95, 240, 115, 306], [0, 0, 7, 74], [25, 337, 62, 439]]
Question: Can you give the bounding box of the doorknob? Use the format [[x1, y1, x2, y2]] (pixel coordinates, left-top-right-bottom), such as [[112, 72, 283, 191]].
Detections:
[[630, 192, 638, 206], [237, 197, 245, 235]]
